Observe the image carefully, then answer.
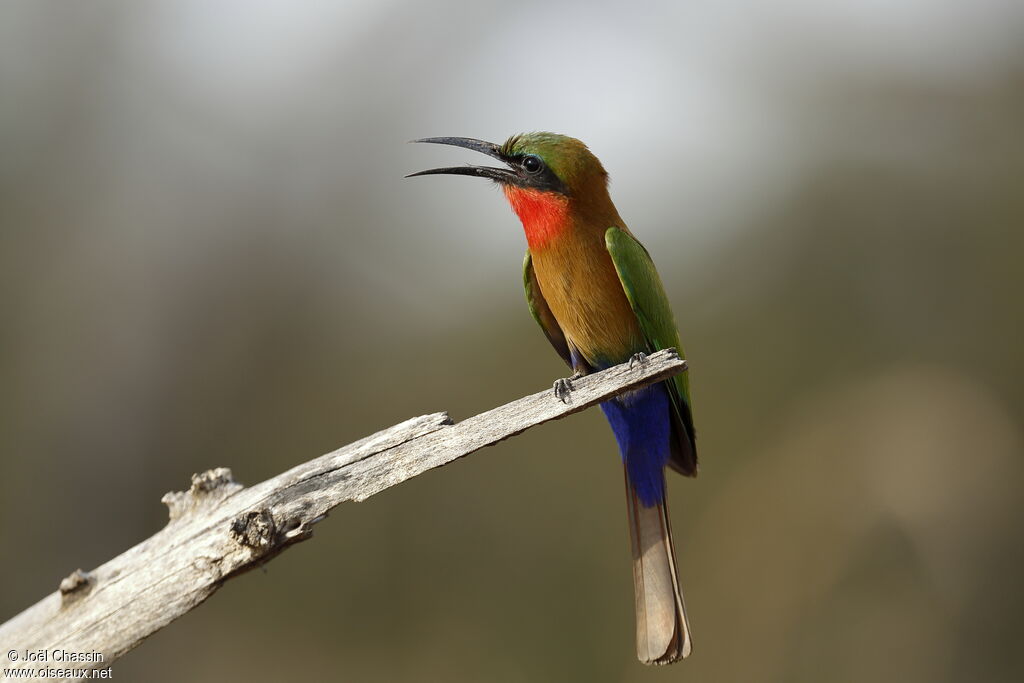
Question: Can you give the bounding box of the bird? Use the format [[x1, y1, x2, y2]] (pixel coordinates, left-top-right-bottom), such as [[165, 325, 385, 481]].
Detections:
[[408, 133, 696, 665]]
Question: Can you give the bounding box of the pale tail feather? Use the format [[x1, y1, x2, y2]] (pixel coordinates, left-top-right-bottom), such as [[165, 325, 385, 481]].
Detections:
[[625, 470, 692, 665]]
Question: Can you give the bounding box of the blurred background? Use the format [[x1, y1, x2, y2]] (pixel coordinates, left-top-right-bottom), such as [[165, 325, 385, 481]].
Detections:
[[2, 0, 1023, 681]]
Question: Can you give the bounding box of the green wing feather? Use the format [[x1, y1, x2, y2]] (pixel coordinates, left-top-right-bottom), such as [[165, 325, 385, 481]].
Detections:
[[605, 227, 697, 475], [523, 250, 572, 368]]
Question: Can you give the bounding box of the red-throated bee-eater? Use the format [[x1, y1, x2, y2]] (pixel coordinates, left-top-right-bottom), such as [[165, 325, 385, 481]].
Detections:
[[409, 133, 697, 665]]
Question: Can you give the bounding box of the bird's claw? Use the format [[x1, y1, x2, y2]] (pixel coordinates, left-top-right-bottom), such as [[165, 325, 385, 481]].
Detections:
[[553, 378, 574, 404], [628, 352, 650, 370]]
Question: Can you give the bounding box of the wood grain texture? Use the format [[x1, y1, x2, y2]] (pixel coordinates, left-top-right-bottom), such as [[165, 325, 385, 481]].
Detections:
[[0, 350, 687, 682]]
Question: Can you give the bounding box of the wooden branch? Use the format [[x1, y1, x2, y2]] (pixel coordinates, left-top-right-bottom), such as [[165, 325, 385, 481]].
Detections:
[[0, 350, 687, 682]]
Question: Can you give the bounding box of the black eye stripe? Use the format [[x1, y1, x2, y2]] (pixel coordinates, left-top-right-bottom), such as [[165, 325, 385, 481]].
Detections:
[[508, 153, 567, 194]]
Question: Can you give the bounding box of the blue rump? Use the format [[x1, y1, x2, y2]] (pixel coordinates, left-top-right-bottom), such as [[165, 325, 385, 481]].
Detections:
[[599, 384, 671, 507]]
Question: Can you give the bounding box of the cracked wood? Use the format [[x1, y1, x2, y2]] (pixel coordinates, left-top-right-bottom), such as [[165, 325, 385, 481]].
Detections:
[[0, 349, 687, 682]]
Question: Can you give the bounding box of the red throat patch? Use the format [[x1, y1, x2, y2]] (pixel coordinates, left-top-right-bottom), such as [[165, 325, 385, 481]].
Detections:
[[503, 187, 570, 250]]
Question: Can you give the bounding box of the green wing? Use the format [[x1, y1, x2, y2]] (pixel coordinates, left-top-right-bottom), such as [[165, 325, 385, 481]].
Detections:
[[523, 250, 572, 369], [605, 227, 697, 475]]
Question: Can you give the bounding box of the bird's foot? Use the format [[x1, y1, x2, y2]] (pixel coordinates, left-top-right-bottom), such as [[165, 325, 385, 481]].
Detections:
[[628, 352, 650, 370], [553, 377, 575, 403], [553, 370, 585, 403]]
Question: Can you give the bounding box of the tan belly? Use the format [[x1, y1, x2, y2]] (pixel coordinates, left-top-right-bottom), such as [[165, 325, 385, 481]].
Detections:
[[531, 233, 644, 367]]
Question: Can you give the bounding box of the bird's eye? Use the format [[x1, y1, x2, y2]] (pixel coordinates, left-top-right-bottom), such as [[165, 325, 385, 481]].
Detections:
[[522, 155, 543, 174]]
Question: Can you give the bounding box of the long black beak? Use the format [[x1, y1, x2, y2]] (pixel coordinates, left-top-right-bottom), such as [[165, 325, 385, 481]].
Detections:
[[407, 137, 518, 184]]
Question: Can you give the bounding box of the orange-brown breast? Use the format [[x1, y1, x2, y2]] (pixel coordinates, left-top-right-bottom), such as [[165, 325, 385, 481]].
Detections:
[[529, 223, 645, 368]]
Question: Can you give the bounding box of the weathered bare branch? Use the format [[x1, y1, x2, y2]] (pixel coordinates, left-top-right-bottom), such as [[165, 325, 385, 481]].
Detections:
[[0, 350, 687, 682]]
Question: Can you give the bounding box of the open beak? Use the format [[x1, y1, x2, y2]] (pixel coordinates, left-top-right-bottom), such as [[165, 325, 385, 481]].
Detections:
[[406, 137, 518, 184]]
